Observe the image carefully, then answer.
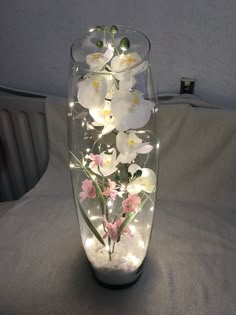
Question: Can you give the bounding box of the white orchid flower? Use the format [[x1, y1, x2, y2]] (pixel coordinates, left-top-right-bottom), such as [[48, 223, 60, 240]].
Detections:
[[116, 131, 153, 163], [89, 101, 115, 135], [89, 149, 119, 176], [77, 75, 108, 110], [111, 52, 148, 89], [86, 47, 114, 71], [127, 164, 156, 194], [111, 90, 155, 131], [119, 76, 136, 90]]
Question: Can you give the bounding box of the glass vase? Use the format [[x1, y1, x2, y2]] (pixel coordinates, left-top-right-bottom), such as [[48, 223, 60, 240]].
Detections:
[[68, 25, 159, 288]]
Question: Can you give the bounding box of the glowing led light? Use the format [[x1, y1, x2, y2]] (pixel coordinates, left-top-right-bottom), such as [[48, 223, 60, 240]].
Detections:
[[98, 134, 103, 139], [134, 219, 138, 223], [98, 224, 103, 231], [107, 200, 113, 208], [86, 148, 90, 153], [90, 215, 100, 221], [89, 28, 95, 32], [137, 131, 146, 134], [147, 224, 151, 229], [69, 163, 75, 168], [108, 148, 113, 153], [127, 254, 140, 266], [139, 240, 145, 249], [85, 238, 94, 248], [120, 184, 126, 192], [68, 112, 72, 117], [69, 102, 74, 108], [109, 209, 112, 214], [82, 121, 85, 127], [87, 123, 95, 130], [150, 206, 154, 212], [129, 225, 136, 233], [105, 245, 110, 251], [87, 210, 91, 216], [156, 143, 160, 149]]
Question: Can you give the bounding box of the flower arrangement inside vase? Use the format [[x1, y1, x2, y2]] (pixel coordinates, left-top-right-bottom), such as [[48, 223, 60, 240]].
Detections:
[[68, 25, 159, 287]]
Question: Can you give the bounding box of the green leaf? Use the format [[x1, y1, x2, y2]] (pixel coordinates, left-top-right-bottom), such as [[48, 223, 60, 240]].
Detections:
[[117, 196, 148, 236], [117, 212, 136, 235], [77, 197, 105, 247], [88, 174, 105, 216], [69, 151, 105, 215]]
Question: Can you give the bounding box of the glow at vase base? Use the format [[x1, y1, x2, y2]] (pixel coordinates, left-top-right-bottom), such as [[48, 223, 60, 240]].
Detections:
[[92, 260, 145, 288], [84, 230, 147, 287]]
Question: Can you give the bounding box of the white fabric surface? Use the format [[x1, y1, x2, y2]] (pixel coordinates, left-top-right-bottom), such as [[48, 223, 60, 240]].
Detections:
[[0, 96, 235, 314]]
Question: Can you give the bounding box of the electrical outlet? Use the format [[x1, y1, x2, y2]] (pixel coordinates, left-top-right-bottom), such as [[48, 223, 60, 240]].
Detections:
[[180, 78, 195, 94]]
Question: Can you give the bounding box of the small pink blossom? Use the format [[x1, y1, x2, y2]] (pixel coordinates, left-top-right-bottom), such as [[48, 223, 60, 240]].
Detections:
[[79, 179, 96, 202], [102, 216, 118, 241], [116, 217, 134, 237], [122, 194, 141, 213], [103, 179, 118, 201], [88, 153, 104, 169]]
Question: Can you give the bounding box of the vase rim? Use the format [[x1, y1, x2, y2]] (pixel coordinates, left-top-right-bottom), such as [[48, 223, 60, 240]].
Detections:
[[70, 25, 151, 75]]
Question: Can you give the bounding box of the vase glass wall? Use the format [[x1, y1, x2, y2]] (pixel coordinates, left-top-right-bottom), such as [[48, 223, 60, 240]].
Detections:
[[68, 25, 159, 288]]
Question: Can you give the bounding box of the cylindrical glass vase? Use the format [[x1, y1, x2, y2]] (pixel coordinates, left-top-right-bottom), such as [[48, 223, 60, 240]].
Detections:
[[68, 25, 159, 288]]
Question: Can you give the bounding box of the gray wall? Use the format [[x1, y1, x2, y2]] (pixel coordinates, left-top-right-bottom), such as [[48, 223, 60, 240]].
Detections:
[[0, 0, 235, 107]]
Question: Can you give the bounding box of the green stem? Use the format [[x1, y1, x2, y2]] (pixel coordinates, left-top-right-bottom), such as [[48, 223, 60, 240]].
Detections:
[[108, 238, 112, 261], [111, 33, 120, 55], [111, 240, 116, 254]]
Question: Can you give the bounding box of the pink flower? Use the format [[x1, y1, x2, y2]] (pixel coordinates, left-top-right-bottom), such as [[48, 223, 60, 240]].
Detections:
[[79, 179, 96, 202], [102, 216, 118, 241], [103, 179, 118, 201], [88, 153, 104, 169], [116, 217, 134, 237], [122, 194, 141, 213], [102, 216, 134, 241]]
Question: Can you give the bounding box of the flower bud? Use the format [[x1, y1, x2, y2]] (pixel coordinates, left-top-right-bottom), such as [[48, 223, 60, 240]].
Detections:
[[96, 40, 103, 48], [119, 37, 130, 50], [95, 25, 103, 32], [110, 25, 118, 34], [134, 170, 142, 178]]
